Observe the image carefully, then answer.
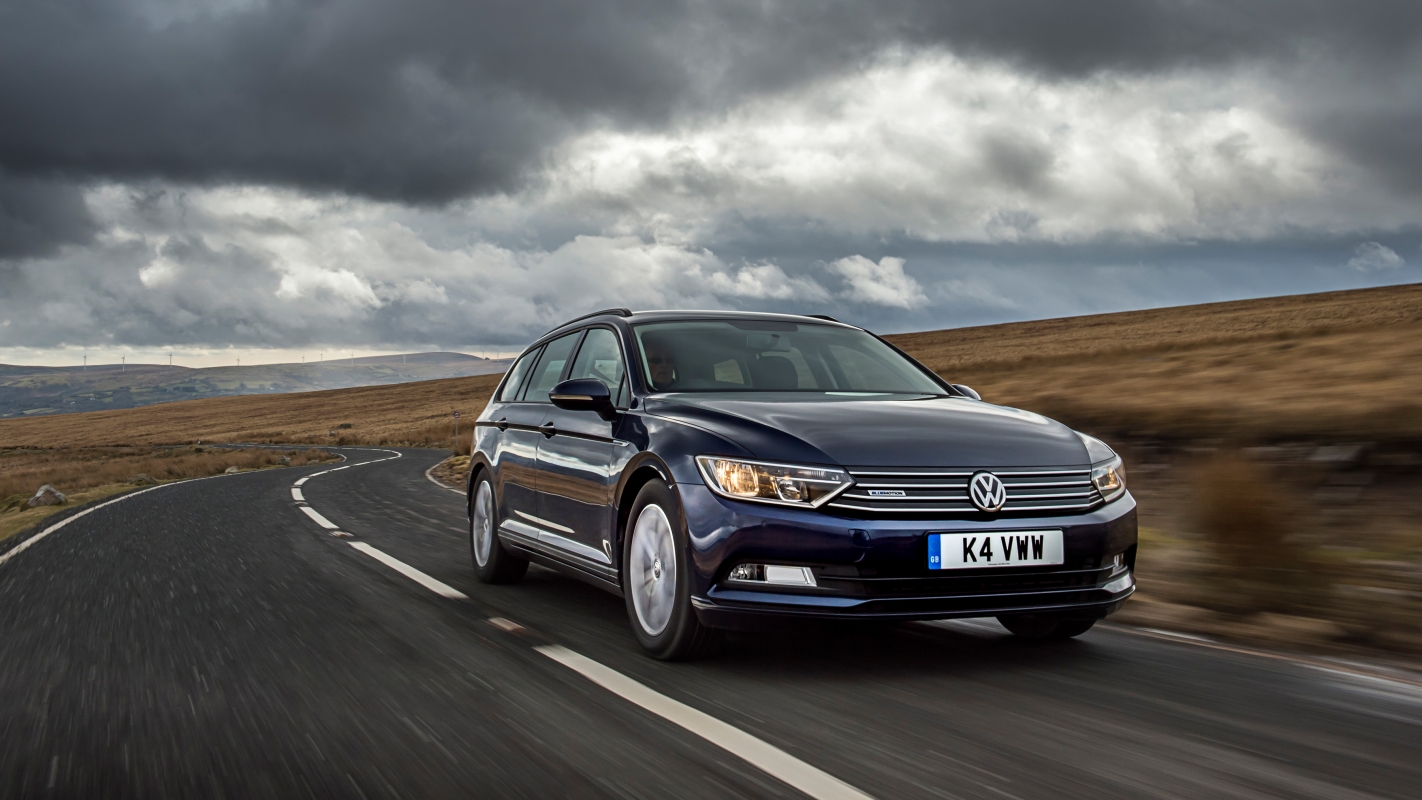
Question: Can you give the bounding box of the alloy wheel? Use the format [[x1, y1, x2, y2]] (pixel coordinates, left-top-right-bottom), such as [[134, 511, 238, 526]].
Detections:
[[629, 503, 677, 636], [472, 481, 494, 567]]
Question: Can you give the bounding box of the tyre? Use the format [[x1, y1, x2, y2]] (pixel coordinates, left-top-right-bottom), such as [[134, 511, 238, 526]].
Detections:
[[622, 480, 721, 660], [470, 473, 528, 584], [996, 613, 1097, 640]]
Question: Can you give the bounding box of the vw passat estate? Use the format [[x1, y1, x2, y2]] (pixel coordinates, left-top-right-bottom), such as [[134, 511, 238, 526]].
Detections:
[[469, 309, 1136, 659]]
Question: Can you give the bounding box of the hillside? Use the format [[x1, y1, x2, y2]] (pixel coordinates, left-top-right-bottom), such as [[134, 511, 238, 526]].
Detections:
[[0, 352, 512, 419], [0, 283, 1419, 448]]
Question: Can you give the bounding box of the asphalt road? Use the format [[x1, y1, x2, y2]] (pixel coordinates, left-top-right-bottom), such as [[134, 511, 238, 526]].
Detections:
[[1, 447, 1418, 799]]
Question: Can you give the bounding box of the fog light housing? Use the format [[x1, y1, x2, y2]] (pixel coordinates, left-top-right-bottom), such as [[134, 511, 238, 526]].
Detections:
[[1103, 572, 1134, 594], [726, 564, 817, 587]]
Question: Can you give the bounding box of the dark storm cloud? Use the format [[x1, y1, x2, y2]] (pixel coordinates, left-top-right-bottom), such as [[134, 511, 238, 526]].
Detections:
[[3, 0, 1420, 206], [0, 171, 95, 259]]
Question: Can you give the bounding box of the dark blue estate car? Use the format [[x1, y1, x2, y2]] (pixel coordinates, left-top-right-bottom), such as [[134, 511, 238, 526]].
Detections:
[[468, 309, 1136, 659]]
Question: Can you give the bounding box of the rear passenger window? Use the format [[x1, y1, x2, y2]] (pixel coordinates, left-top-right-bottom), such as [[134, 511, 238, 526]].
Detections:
[[498, 349, 540, 402], [522, 332, 582, 403]]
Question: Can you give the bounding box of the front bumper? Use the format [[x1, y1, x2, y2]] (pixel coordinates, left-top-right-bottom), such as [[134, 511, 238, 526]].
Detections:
[[677, 481, 1138, 630]]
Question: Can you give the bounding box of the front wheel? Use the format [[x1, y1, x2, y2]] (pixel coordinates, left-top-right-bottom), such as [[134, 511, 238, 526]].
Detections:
[[470, 474, 528, 584], [622, 480, 721, 660], [996, 613, 1097, 640]]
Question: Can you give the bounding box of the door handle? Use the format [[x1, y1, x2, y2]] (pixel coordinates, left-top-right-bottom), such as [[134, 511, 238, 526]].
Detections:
[[539, 422, 557, 438], [496, 418, 509, 431]]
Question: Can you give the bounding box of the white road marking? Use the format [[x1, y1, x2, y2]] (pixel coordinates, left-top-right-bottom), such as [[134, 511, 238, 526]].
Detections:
[[349, 542, 468, 600], [1138, 627, 1212, 643], [294, 477, 311, 486], [300, 505, 339, 530], [0, 485, 166, 568], [424, 462, 466, 495], [488, 617, 524, 633], [291, 487, 304, 502], [535, 644, 875, 800]]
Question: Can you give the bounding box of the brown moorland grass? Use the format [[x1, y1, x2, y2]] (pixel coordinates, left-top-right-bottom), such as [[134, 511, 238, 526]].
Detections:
[[0, 446, 334, 500], [0, 284, 1419, 450], [0, 374, 503, 449], [887, 282, 1422, 443]]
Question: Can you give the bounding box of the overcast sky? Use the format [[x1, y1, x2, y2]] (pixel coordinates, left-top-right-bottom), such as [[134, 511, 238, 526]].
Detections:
[[3, 0, 1421, 366]]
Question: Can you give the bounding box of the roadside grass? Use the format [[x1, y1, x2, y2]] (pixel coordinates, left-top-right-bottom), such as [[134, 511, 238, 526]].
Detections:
[[429, 454, 471, 489], [0, 483, 138, 544]]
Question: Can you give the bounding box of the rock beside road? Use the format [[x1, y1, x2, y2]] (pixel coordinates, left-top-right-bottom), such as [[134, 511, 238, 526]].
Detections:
[[128, 474, 158, 486], [27, 485, 66, 508], [224, 466, 240, 474]]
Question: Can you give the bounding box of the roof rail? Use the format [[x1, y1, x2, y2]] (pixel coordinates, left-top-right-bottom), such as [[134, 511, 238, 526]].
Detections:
[[551, 308, 633, 331], [804, 314, 840, 322]]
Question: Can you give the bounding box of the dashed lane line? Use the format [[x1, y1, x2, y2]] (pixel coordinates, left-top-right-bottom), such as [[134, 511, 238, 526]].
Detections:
[[348, 542, 468, 600], [536, 644, 876, 800], [297, 451, 876, 798], [299, 505, 339, 530]]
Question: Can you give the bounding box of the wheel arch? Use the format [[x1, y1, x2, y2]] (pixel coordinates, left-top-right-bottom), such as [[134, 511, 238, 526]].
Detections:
[[465, 453, 493, 517], [614, 457, 676, 565]]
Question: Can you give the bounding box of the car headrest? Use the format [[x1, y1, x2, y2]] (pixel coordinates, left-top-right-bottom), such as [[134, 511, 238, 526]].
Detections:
[[749, 355, 799, 390]]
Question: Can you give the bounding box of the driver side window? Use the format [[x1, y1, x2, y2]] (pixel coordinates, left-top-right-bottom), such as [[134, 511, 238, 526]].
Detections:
[[567, 328, 627, 404]]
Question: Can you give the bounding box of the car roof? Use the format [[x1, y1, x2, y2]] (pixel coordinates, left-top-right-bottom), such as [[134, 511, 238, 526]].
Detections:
[[538, 309, 858, 342]]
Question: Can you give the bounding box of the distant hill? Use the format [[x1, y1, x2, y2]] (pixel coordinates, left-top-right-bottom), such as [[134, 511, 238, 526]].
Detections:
[[0, 352, 512, 418]]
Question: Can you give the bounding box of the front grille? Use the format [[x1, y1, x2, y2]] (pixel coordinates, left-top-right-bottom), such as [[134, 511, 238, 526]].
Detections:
[[826, 467, 1102, 517], [816, 563, 1116, 598]]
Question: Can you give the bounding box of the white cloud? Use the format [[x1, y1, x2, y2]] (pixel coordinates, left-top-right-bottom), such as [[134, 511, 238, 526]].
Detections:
[[1346, 241, 1404, 271], [517, 52, 1389, 246], [830, 256, 927, 309]]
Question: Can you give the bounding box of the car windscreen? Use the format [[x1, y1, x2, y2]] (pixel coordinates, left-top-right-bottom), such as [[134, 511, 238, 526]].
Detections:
[[632, 320, 945, 394]]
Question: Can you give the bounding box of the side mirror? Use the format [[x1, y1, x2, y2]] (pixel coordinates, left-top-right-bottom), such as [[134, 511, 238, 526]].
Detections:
[[949, 384, 981, 401], [550, 378, 618, 420]]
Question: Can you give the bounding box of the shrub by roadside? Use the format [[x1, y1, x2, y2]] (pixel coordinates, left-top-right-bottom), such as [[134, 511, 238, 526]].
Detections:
[[429, 455, 470, 490]]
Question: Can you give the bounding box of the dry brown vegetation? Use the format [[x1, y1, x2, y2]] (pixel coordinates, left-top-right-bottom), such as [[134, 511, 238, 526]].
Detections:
[[0, 446, 333, 500], [1, 284, 1418, 451], [0, 373, 501, 450], [887, 282, 1422, 442]]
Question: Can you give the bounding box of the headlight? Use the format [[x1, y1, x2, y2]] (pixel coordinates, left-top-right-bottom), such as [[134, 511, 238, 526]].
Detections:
[[1091, 455, 1127, 503], [695, 456, 852, 507]]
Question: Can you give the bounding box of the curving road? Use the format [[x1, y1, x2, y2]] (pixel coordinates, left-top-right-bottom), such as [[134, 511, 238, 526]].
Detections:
[[1, 447, 1418, 798]]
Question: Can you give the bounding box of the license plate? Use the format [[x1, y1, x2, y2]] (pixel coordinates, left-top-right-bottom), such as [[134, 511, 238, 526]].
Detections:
[[928, 530, 1063, 570]]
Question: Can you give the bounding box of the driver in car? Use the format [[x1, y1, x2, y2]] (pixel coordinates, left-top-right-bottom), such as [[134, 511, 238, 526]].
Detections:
[[644, 335, 679, 391]]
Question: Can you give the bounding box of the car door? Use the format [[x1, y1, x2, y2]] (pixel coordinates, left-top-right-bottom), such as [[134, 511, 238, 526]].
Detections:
[[535, 326, 627, 567], [484, 346, 545, 530], [494, 333, 581, 545]]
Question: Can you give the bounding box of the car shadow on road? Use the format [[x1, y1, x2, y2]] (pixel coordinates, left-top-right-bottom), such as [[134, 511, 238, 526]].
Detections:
[[508, 565, 1109, 681]]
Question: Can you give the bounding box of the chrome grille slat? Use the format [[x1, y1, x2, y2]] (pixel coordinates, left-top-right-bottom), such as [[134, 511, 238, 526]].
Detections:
[[832, 466, 1102, 516]]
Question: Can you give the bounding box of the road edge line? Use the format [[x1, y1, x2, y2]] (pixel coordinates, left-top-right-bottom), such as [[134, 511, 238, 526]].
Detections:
[[534, 644, 875, 800], [424, 460, 466, 495]]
